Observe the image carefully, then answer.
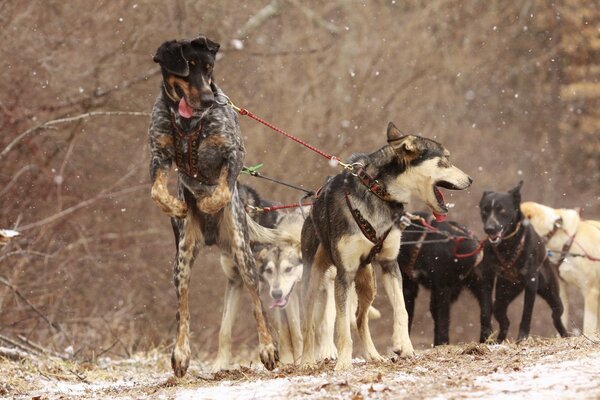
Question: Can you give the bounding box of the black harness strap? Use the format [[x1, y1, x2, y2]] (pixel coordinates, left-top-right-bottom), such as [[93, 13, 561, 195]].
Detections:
[[344, 192, 392, 268]]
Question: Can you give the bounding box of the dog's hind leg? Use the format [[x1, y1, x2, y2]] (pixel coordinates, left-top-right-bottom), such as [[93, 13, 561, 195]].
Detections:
[[355, 264, 385, 362], [301, 246, 329, 368], [171, 215, 201, 378], [379, 259, 415, 358], [211, 255, 243, 372]]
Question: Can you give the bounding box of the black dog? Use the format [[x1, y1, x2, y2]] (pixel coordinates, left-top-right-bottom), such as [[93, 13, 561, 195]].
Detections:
[[478, 181, 568, 342], [399, 212, 484, 346], [149, 36, 283, 377]]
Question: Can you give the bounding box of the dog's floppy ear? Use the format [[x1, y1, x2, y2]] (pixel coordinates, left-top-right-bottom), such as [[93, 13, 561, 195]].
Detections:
[[191, 36, 220, 55], [509, 180, 524, 206], [153, 40, 189, 77]]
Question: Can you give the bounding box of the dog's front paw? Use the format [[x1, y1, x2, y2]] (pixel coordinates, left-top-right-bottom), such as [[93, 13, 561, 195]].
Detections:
[[197, 188, 231, 214], [210, 357, 231, 373], [334, 356, 353, 371], [171, 343, 191, 378], [167, 198, 188, 218], [259, 342, 279, 371], [393, 342, 415, 359]]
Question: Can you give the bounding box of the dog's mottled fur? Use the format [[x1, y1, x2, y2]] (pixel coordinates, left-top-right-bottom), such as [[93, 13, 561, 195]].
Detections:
[[148, 36, 283, 377], [399, 213, 484, 345], [478, 182, 568, 342], [521, 201, 600, 334], [300, 123, 472, 370]]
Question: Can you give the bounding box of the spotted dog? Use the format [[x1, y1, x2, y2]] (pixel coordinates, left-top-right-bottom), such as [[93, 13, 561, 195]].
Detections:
[[300, 123, 472, 370], [148, 36, 287, 377]]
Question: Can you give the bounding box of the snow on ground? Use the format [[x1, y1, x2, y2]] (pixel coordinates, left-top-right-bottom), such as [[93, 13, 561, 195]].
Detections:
[[2, 337, 600, 399], [464, 352, 600, 400]]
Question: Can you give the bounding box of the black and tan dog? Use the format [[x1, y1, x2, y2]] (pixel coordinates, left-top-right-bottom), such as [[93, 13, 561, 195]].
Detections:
[[300, 124, 472, 370], [148, 36, 286, 377], [399, 212, 484, 346], [478, 181, 568, 342]]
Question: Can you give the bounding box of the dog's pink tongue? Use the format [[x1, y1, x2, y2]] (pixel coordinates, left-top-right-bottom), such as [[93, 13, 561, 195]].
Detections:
[[433, 212, 447, 222], [270, 298, 288, 309], [178, 98, 193, 119]]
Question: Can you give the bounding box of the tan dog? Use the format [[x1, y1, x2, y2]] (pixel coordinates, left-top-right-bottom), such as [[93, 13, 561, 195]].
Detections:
[[521, 201, 600, 334]]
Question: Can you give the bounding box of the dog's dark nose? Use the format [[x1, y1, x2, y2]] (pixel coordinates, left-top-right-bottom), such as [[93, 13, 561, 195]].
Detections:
[[200, 93, 214, 107], [484, 224, 499, 235], [271, 289, 283, 300]]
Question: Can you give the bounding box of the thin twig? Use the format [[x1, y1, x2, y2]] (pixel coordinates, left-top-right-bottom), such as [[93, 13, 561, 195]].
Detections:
[[16, 184, 149, 231], [0, 276, 63, 334], [0, 111, 150, 162], [0, 164, 38, 198], [0, 333, 40, 355]]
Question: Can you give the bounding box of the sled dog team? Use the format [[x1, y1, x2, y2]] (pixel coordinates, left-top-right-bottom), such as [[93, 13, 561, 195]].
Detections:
[[148, 36, 600, 377]]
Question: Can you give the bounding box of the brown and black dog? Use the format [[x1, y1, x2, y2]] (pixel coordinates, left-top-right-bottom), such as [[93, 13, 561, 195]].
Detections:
[[148, 36, 285, 377]]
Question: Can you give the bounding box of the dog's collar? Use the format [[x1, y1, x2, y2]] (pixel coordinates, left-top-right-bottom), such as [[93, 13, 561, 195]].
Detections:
[[352, 166, 391, 202], [543, 217, 563, 243], [489, 221, 522, 244]]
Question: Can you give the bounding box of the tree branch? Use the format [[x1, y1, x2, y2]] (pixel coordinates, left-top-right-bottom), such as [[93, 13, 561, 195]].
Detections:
[[0, 111, 151, 162]]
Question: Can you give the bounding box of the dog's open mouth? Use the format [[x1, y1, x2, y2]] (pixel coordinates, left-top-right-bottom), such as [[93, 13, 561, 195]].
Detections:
[[178, 97, 195, 119], [270, 291, 292, 309], [270, 282, 295, 309], [488, 229, 504, 244], [431, 183, 449, 222]]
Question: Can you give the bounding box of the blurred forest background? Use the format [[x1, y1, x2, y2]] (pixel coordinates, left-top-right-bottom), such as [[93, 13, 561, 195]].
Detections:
[[0, 0, 598, 362]]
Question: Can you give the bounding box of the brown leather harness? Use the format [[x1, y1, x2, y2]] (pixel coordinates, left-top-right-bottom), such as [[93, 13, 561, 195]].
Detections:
[[544, 217, 576, 269], [344, 192, 393, 268], [342, 162, 408, 267], [489, 223, 527, 282], [170, 114, 204, 180]]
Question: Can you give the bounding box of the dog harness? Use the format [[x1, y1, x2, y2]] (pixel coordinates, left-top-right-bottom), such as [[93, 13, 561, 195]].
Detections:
[[344, 192, 393, 268], [170, 114, 204, 180], [544, 217, 576, 269], [401, 230, 428, 281], [489, 224, 527, 283]]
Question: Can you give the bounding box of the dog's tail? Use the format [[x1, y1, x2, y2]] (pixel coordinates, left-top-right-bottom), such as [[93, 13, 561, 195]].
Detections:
[[246, 214, 300, 246]]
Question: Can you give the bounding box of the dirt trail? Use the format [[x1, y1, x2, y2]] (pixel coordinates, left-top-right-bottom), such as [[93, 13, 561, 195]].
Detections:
[[2, 337, 600, 399]]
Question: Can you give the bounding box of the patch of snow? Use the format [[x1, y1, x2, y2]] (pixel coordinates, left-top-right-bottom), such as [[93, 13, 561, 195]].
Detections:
[[463, 351, 600, 399]]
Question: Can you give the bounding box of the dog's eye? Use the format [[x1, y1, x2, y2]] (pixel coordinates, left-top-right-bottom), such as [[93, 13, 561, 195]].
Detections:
[[189, 60, 196, 66], [265, 268, 273, 275], [284, 267, 293, 274]]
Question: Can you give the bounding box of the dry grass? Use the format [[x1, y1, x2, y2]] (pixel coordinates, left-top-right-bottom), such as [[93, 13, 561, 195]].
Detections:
[[2, 337, 600, 399]]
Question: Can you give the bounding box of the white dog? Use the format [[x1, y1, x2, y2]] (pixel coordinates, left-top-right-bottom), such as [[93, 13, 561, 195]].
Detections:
[[521, 201, 600, 334]]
